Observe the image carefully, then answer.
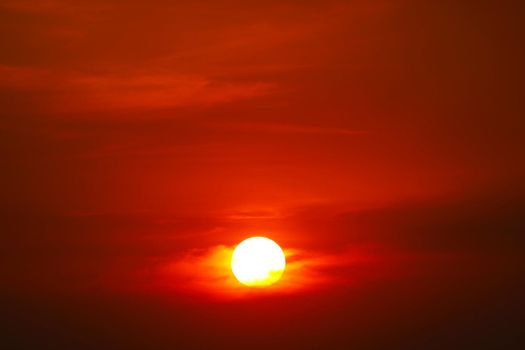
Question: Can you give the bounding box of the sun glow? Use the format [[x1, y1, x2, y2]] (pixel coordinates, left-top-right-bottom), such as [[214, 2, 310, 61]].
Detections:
[[231, 237, 286, 287]]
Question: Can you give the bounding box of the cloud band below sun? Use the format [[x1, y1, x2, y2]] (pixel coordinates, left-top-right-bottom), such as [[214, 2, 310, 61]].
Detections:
[[110, 243, 440, 300]]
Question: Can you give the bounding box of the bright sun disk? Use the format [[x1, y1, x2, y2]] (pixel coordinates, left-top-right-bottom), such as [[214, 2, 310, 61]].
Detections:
[[231, 236, 286, 287]]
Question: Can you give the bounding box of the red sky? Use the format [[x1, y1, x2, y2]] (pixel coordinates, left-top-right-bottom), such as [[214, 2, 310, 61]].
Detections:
[[1, 1, 524, 349]]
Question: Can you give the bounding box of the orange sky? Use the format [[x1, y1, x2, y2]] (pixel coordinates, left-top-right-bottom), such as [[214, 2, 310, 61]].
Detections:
[[1, 1, 524, 349]]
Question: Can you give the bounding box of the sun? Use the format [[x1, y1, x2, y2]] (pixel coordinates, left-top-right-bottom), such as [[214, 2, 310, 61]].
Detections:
[[231, 236, 286, 287]]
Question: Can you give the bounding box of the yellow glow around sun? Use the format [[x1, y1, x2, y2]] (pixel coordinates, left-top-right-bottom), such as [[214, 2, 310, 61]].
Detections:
[[231, 237, 286, 287]]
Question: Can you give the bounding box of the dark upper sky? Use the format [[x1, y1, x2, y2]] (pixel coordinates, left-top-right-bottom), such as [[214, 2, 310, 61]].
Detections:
[[1, 1, 524, 349]]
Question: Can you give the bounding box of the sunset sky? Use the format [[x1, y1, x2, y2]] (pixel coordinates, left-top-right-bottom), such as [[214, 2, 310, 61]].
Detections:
[[1, 1, 524, 349]]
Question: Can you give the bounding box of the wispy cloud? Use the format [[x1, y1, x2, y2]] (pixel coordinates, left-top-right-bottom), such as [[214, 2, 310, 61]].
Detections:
[[213, 121, 368, 136], [0, 64, 275, 113]]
